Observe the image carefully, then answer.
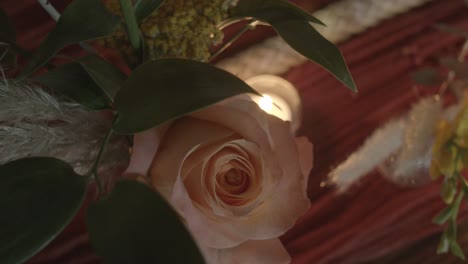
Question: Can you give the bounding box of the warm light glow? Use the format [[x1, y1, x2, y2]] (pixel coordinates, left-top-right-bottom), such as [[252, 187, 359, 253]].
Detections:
[[259, 95, 274, 112], [251, 93, 292, 122], [246, 75, 302, 133]]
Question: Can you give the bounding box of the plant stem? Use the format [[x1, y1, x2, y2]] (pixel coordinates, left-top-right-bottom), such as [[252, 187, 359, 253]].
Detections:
[[210, 19, 259, 62], [438, 39, 468, 96], [89, 121, 115, 194], [119, 0, 141, 50], [37, 0, 61, 21]]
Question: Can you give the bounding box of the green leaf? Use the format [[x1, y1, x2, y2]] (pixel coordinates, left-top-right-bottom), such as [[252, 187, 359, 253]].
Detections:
[[0, 7, 15, 43], [0, 44, 17, 71], [441, 177, 456, 204], [134, 0, 165, 21], [437, 232, 450, 254], [231, 0, 356, 91], [451, 192, 464, 218], [232, 0, 324, 26], [35, 55, 125, 109], [273, 20, 356, 91], [79, 55, 126, 103], [0, 157, 86, 264], [447, 218, 457, 241], [20, 0, 120, 77], [433, 205, 454, 225], [410, 67, 444, 86], [34, 62, 110, 110], [462, 180, 468, 201], [114, 58, 257, 134], [450, 240, 466, 260], [119, 0, 141, 49], [433, 192, 463, 224], [0, 7, 18, 68], [87, 180, 205, 264]]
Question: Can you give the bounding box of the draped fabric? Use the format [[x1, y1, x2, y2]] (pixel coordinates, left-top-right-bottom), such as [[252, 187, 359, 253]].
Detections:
[[2, 0, 468, 263], [282, 1, 468, 263]]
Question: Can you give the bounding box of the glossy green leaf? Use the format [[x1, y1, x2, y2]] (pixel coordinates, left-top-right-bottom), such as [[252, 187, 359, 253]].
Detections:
[[231, 0, 356, 91], [79, 55, 126, 103], [35, 55, 125, 109], [119, 0, 141, 49], [410, 67, 444, 86], [87, 180, 205, 264], [441, 177, 456, 204], [0, 7, 15, 43], [0, 8, 18, 68], [113, 58, 257, 134], [20, 0, 120, 77], [433, 205, 454, 225], [34, 62, 110, 110], [232, 0, 324, 25], [447, 218, 457, 241], [450, 240, 466, 260], [134, 0, 165, 21], [451, 192, 464, 217], [0, 157, 86, 264], [0, 44, 17, 71], [274, 20, 356, 91]]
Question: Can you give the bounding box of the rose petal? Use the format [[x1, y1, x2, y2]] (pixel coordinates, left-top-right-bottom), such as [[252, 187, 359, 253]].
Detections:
[[142, 97, 313, 251], [232, 114, 311, 239], [295, 136, 314, 194], [172, 170, 246, 248], [213, 113, 311, 241], [124, 122, 171, 176], [202, 239, 291, 264], [150, 117, 235, 198], [190, 97, 275, 155]]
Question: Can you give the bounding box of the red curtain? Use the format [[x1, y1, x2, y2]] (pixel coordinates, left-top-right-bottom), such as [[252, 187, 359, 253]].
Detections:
[[2, 0, 468, 263]]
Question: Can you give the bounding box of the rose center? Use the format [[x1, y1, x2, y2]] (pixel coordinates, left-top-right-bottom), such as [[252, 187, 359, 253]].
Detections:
[[224, 169, 244, 186], [215, 166, 251, 205]]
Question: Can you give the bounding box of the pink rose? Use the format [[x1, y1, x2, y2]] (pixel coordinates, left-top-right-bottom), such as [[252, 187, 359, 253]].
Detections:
[[125, 96, 312, 264]]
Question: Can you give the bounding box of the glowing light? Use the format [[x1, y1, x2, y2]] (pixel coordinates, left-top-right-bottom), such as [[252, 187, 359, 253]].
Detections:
[[246, 75, 302, 133], [259, 95, 274, 112]]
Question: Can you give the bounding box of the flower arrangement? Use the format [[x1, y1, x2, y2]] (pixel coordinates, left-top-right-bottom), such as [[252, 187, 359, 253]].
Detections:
[[328, 22, 468, 259], [0, 0, 356, 263]]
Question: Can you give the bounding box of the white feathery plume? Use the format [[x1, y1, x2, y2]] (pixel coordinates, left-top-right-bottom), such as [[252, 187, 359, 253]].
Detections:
[[0, 81, 129, 178], [328, 117, 407, 192], [328, 97, 462, 191], [387, 97, 441, 185]]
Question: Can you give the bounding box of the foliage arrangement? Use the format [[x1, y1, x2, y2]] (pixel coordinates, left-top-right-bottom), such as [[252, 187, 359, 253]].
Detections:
[[0, 0, 355, 263], [411, 25, 468, 259]]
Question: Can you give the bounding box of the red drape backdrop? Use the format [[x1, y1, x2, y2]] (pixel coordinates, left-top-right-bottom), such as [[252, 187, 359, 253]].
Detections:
[[2, 0, 468, 263]]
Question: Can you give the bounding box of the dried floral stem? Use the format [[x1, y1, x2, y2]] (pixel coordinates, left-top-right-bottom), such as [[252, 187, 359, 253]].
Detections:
[[37, 0, 61, 21], [438, 39, 468, 96], [210, 19, 259, 62], [119, 0, 141, 50]]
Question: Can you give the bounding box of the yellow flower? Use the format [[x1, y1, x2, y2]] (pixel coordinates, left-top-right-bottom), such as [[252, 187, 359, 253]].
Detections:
[[454, 103, 468, 147], [430, 102, 468, 179], [431, 120, 453, 179], [100, 0, 237, 64]]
